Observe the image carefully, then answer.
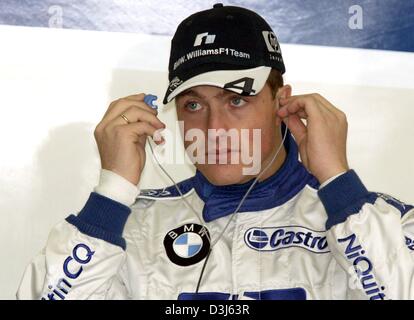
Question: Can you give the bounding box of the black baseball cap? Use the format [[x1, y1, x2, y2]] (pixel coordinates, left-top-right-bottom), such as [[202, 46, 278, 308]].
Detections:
[[162, 3, 285, 105]]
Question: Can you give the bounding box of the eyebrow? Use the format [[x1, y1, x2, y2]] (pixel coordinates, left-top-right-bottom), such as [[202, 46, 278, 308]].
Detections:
[[177, 88, 237, 101], [177, 89, 204, 100]]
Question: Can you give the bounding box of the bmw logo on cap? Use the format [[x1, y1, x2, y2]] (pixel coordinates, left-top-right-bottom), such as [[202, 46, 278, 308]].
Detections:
[[164, 223, 210, 267]]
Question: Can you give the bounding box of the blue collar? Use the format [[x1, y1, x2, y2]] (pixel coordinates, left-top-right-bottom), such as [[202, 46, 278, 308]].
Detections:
[[192, 132, 319, 222]]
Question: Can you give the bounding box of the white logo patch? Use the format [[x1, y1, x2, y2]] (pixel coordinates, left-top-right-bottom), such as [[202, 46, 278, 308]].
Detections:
[[262, 31, 281, 54], [194, 32, 216, 46], [245, 226, 330, 254]]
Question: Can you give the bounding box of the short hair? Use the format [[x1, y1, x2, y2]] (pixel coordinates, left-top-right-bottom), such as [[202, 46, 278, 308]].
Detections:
[[266, 68, 284, 99]]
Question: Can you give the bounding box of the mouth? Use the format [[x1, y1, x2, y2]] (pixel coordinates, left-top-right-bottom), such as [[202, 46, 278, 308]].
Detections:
[[205, 149, 240, 156], [204, 150, 241, 164]]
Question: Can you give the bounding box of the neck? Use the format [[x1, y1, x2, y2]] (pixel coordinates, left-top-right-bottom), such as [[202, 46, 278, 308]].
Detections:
[[257, 144, 287, 182], [241, 125, 289, 184], [236, 141, 287, 185]]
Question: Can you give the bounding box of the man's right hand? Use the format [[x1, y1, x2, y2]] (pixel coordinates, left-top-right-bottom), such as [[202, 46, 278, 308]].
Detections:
[[94, 93, 166, 186]]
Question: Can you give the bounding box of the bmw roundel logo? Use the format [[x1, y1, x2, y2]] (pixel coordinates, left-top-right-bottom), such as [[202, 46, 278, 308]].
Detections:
[[164, 223, 210, 267], [173, 233, 203, 258]]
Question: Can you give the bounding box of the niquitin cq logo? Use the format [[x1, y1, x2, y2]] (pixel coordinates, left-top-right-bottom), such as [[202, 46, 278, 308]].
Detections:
[[41, 243, 95, 300], [338, 233, 386, 300]]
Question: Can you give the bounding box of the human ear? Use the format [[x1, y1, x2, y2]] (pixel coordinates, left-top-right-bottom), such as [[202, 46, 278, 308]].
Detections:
[[274, 85, 292, 126], [276, 84, 292, 101]]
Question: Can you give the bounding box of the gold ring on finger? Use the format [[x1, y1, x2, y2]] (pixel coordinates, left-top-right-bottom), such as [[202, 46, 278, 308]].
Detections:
[[120, 114, 130, 124]]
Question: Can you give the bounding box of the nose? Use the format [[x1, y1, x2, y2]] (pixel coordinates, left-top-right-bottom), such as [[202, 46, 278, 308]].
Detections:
[[207, 102, 230, 131]]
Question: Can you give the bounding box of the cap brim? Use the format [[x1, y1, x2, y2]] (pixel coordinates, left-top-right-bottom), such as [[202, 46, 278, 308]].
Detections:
[[163, 66, 271, 104]]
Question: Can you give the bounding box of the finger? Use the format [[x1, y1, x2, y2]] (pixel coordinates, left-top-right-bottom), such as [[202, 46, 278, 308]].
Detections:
[[278, 96, 290, 105], [283, 109, 308, 119], [278, 96, 326, 121], [310, 94, 338, 117], [312, 94, 346, 120], [124, 93, 146, 102], [151, 128, 166, 145], [137, 134, 147, 146], [131, 122, 165, 145], [277, 97, 305, 118], [298, 110, 308, 119], [117, 121, 160, 142], [123, 105, 165, 129], [109, 106, 166, 130], [283, 114, 307, 145], [278, 97, 308, 120], [278, 96, 307, 118], [103, 98, 121, 118], [103, 97, 158, 121], [124, 94, 158, 113], [277, 110, 308, 125], [105, 101, 163, 126], [120, 98, 158, 115], [105, 93, 146, 116]]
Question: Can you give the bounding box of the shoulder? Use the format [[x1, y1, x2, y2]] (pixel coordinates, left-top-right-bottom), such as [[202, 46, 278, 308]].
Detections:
[[125, 176, 197, 235]]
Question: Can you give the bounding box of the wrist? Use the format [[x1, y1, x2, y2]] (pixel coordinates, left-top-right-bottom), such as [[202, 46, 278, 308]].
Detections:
[[94, 169, 140, 207], [319, 171, 348, 189], [316, 165, 349, 185]]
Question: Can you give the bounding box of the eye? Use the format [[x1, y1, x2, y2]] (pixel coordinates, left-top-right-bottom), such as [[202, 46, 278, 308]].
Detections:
[[184, 101, 202, 112], [230, 96, 247, 107]]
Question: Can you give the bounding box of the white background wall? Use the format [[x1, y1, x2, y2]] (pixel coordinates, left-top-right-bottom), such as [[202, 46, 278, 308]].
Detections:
[[0, 24, 413, 299]]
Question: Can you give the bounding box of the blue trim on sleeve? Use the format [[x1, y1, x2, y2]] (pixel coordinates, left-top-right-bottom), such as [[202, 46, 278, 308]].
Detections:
[[65, 192, 131, 250], [376, 192, 414, 218], [317, 170, 378, 230]]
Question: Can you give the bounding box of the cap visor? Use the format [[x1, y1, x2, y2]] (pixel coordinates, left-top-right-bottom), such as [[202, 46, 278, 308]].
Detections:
[[163, 66, 272, 104]]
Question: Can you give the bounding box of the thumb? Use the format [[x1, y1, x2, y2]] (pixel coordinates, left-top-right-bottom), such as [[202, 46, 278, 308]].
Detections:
[[283, 115, 307, 145]]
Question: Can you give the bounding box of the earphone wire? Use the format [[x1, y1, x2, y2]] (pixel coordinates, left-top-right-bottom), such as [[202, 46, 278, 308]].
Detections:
[[194, 117, 289, 293], [147, 140, 211, 244], [147, 116, 289, 294]]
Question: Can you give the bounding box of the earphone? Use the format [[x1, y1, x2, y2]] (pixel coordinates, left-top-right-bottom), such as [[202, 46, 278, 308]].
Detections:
[[143, 93, 289, 294], [143, 94, 158, 110]]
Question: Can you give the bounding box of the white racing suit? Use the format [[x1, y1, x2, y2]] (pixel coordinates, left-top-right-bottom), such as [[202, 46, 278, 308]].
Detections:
[[17, 134, 414, 300]]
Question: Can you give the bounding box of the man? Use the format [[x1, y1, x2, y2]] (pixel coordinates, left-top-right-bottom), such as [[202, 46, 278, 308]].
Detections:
[[17, 4, 414, 300]]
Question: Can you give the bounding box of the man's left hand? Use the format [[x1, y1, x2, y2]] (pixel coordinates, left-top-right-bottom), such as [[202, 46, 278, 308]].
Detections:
[[276, 93, 349, 184]]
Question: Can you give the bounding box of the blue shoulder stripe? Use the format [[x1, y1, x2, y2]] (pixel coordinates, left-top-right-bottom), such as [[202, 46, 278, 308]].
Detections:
[[376, 193, 414, 217]]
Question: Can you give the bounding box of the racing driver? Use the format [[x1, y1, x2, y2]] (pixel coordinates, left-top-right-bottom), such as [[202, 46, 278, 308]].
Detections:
[[17, 4, 414, 300]]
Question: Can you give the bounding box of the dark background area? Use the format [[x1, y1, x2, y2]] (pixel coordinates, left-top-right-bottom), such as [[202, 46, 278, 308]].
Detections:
[[0, 0, 413, 52]]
